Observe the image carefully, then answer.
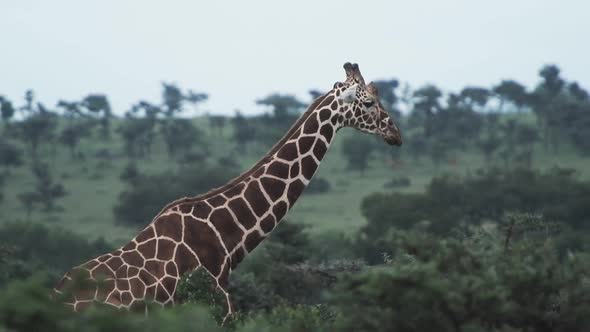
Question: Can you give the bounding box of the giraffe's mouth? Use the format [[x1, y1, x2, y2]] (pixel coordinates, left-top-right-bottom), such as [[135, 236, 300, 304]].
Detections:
[[384, 132, 402, 146]]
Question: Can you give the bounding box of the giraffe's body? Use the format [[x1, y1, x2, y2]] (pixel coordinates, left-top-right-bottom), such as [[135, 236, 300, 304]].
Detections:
[[54, 63, 402, 321]]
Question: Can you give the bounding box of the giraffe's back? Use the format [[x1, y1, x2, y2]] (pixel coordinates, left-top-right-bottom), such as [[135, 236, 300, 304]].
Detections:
[[54, 201, 239, 312]]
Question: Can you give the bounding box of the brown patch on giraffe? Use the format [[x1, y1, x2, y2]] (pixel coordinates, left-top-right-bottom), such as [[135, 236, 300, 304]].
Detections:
[[184, 215, 227, 275], [137, 239, 157, 259], [331, 115, 339, 125], [145, 260, 166, 278], [128, 266, 140, 278], [106, 290, 121, 305], [290, 161, 300, 178], [301, 155, 318, 180], [121, 291, 133, 305], [331, 100, 339, 111], [162, 277, 177, 295], [156, 283, 169, 302], [207, 195, 226, 207], [122, 251, 144, 268], [267, 161, 289, 178], [139, 269, 158, 286], [130, 278, 146, 298], [287, 179, 306, 205], [252, 167, 265, 179], [206, 211, 242, 251], [122, 241, 136, 251], [313, 139, 328, 160], [96, 279, 115, 302], [165, 261, 178, 276], [156, 239, 176, 261], [174, 244, 200, 275], [303, 115, 319, 134], [260, 176, 286, 201], [106, 256, 124, 271], [117, 278, 130, 291], [245, 232, 264, 252], [97, 254, 110, 262], [345, 110, 353, 119], [260, 215, 276, 233], [135, 227, 155, 243], [273, 201, 288, 221], [298, 136, 315, 155], [155, 214, 183, 242], [91, 263, 114, 279], [319, 108, 331, 122], [244, 181, 270, 217], [277, 142, 298, 161], [224, 182, 245, 198], [228, 197, 257, 229], [230, 247, 246, 270], [115, 266, 127, 279], [320, 124, 334, 142], [318, 95, 334, 108], [179, 203, 193, 214], [192, 201, 212, 219]]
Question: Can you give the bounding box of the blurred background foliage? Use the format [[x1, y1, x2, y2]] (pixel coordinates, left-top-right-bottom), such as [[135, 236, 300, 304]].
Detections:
[[1, 65, 590, 331]]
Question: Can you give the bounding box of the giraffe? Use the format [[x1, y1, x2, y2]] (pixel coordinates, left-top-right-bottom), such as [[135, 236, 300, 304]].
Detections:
[[54, 62, 402, 323]]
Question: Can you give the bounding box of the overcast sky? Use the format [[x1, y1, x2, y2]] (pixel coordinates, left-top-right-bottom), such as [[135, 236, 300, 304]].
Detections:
[[1, 0, 588, 115]]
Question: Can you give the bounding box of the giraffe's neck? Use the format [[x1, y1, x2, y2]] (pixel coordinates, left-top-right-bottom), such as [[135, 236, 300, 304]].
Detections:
[[154, 92, 345, 276], [199, 92, 343, 272]]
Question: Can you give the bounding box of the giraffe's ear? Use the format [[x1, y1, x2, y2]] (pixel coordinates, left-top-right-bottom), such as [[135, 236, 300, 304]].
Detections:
[[343, 62, 366, 86], [343, 62, 355, 82], [338, 84, 357, 103]]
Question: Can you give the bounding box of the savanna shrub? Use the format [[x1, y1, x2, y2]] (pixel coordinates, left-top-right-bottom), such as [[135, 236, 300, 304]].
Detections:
[[332, 226, 590, 332], [0, 222, 111, 285], [114, 163, 238, 226], [360, 167, 590, 240]]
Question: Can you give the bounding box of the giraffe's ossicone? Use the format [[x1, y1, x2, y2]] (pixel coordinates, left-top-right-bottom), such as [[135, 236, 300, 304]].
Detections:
[[54, 62, 402, 323]]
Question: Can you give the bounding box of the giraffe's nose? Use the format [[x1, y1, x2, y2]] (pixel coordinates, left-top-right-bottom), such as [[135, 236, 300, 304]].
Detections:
[[384, 125, 402, 146]]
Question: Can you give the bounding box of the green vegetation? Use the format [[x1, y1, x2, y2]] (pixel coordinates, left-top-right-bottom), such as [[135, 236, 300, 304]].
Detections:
[[1, 64, 590, 330]]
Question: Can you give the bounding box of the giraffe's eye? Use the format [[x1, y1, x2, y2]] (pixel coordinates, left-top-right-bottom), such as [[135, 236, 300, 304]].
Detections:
[[363, 101, 374, 108]]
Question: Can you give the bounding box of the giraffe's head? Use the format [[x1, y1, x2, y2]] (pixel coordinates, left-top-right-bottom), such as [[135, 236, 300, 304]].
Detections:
[[334, 62, 402, 146]]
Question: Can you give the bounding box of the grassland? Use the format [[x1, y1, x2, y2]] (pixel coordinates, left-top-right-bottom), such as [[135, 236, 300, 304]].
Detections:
[[1, 115, 589, 246]]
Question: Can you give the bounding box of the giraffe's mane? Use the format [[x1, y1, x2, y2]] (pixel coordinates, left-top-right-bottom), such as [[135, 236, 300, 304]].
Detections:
[[151, 92, 330, 221]]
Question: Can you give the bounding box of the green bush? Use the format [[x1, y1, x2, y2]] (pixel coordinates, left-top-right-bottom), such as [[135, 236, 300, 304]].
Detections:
[[114, 163, 238, 226], [332, 226, 590, 332], [1, 221, 590, 332], [239, 304, 336, 332], [360, 167, 590, 242], [0, 222, 111, 285], [0, 277, 223, 332]]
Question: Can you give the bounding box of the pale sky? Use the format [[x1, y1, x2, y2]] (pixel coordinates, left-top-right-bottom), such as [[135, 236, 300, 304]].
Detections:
[[1, 0, 588, 115]]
